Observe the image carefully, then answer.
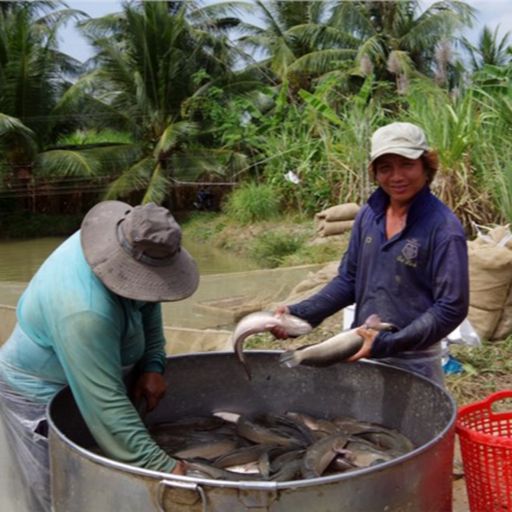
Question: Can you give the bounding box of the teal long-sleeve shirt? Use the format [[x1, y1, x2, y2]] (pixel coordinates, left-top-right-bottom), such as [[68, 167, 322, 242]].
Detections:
[[0, 231, 175, 473]]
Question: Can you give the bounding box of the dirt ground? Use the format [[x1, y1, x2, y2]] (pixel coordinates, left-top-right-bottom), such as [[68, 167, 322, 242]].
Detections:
[[453, 439, 470, 512], [453, 478, 470, 512]]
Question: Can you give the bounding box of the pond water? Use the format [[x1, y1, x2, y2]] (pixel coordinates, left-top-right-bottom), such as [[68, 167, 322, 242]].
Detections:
[[0, 236, 258, 282], [0, 237, 323, 330]]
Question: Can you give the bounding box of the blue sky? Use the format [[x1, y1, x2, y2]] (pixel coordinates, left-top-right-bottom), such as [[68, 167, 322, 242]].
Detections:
[[60, 0, 512, 63]]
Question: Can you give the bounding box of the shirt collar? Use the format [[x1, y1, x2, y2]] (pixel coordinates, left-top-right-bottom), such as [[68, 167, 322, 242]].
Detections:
[[368, 185, 433, 226]]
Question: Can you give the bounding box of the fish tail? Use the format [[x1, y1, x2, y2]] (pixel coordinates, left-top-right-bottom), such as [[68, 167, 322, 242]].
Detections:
[[279, 350, 300, 368], [244, 363, 252, 380]]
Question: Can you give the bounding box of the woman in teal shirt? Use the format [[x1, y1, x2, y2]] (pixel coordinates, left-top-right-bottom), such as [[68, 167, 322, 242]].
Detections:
[[0, 201, 199, 512]]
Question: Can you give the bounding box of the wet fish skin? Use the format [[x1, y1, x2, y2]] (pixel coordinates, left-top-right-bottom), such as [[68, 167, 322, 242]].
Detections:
[[354, 428, 414, 454], [173, 438, 238, 460], [344, 439, 394, 468], [186, 461, 264, 481], [327, 455, 356, 473], [269, 448, 306, 474], [285, 412, 339, 436], [257, 413, 316, 446], [213, 444, 276, 469], [232, 311, 312, 379], [148, 412, 414, 481], [279, 314, 398, 368], [270, 459, 303, 482], [236, 415, 303, 448], [258, 446, 290, 478], [301, 433, 349, 479]]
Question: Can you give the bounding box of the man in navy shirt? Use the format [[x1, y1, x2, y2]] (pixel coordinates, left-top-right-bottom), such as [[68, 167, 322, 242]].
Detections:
[[274, 122, 469, 385]]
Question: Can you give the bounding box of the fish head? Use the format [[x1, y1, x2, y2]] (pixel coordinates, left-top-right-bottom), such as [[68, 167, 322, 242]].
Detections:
[[280, 314, 313, 336]]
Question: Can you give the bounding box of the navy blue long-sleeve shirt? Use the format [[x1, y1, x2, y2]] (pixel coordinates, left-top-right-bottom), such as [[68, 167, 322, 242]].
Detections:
[[289, 186, 469, 358]]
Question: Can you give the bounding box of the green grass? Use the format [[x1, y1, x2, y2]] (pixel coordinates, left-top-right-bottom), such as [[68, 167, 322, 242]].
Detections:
[[223, 183, 281, 224], [250, 231, 307, 268], [447, 338, 512, 407]]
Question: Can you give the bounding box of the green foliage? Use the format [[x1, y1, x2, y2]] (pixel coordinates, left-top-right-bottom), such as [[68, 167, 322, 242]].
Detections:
[[0, 0, 510, 230], [250, 231, 306, 268], [223, 183, 281, 224], [182, 211, 226, 242], [57, 130, 134, 146], [259, 77, 384, 215]]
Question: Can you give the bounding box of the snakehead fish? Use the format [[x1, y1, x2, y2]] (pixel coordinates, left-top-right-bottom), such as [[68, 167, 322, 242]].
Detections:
[[279, 314, 397, 368], [232, 311, 312, 379]]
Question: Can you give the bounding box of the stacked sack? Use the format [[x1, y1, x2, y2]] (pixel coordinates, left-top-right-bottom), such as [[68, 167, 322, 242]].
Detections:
[[315, 203, 360, 237], [467, 225, 512, 340]]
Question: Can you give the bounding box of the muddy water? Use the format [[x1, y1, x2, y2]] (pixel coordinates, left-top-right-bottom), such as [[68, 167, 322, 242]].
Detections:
[[0, 238, 322, 330], [0, 236, 258, 282]]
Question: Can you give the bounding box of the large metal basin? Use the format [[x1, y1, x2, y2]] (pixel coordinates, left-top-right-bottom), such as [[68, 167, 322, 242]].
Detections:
[[48, 351, 456, 512]]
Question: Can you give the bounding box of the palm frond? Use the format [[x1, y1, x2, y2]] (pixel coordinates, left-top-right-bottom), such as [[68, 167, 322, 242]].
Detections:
[[287, 23, 360, 50], [103, 156, 154, 200], [289, 49, 356, 76], [142, 162, 170, 205], [154, 121, 199, 158], [36, 149, 102, 178], [0, 113, 36, 140]]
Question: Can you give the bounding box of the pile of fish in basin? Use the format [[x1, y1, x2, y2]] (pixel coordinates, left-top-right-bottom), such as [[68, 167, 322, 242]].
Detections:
[[150, 409, 414, 481], [48, 312, 456, 512]]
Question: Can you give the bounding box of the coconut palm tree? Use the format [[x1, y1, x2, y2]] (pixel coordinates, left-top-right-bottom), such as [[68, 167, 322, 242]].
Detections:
[[328, 0, 475, 91], [0, 1, 87, 211], [237, 0, 358, 92], [64, 0, 258, 207], [464, 25, 511, 71]]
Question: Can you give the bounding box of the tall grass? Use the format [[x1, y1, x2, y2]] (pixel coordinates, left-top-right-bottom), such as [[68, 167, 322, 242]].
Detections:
[[251, 231, 306, 268], [223, 182, 280, 224], [403, 78, 498, 229]]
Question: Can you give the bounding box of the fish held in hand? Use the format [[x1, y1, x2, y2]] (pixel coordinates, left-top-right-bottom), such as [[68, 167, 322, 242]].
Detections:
[[232, 311, 312, 379], [279, 314, 397, 369]]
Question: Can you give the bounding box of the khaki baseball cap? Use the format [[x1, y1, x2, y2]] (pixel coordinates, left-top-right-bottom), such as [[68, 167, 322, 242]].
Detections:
[[370, 122, 429, 163]]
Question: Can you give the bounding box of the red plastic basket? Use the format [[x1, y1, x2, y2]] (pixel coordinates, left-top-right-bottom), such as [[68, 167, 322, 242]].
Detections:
[[456, 390, 512, 512]]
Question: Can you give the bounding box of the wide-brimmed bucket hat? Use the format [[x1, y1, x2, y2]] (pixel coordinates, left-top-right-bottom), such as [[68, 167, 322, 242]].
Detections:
[[370, 122, 429, 164], [81, 201, 199, 302]]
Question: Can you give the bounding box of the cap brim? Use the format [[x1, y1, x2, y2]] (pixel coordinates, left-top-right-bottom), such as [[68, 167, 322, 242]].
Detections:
[[81, 201, 199, 302], [370, 147, 425, 164]]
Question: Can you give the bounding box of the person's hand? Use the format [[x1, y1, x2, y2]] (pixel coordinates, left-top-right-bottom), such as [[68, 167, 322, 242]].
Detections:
[[271, 305, 290, 339], [171, 459, 188, 476], [347, 327, 379, 362], [132, 371, 167, 412]]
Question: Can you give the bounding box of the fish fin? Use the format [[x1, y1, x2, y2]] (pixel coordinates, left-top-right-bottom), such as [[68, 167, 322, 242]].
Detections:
[[279, 350, 300, 368], [364, 314, 399, 333]]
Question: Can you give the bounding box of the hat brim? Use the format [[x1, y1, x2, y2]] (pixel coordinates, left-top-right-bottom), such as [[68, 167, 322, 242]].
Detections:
[[81, 201, 199, 302], [370, 147, 425, 164]]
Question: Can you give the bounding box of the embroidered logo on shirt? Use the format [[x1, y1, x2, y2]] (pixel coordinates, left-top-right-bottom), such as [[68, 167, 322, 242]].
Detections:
[[396, 238, 420, 268]]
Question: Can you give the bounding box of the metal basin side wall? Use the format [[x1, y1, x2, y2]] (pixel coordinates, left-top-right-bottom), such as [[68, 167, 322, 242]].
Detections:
[[49, 352, 455, 512]]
